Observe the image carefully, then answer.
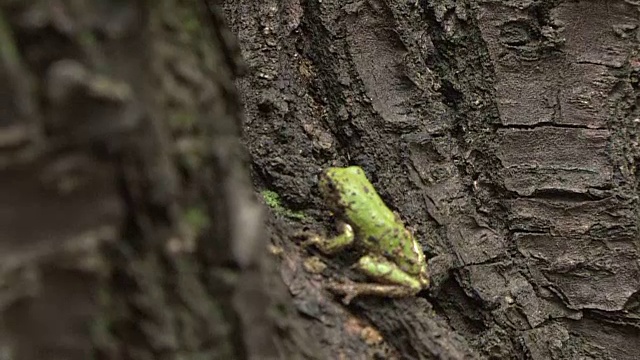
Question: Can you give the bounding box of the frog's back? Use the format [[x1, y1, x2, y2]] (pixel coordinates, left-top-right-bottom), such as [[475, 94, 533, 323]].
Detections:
[[325, 166, 424, 276], [328, 167, 401, 243]]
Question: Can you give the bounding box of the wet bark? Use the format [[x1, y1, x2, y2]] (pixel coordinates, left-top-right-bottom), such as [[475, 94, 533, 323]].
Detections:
[[231, 0, 640, 359]]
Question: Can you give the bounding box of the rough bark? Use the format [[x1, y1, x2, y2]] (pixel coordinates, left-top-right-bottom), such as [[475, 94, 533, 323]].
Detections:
[[2, 0, 640, 359], [231, 0, 640, 359], [0, 1, 307, 359]]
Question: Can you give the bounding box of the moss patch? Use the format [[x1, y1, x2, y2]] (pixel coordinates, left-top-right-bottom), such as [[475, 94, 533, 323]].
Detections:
[[183, 206, 210, 233], [261, 190, 307, 220]]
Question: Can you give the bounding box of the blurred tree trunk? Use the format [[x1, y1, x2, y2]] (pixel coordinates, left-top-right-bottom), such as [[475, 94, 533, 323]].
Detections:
[[0, 1, 316, 359]]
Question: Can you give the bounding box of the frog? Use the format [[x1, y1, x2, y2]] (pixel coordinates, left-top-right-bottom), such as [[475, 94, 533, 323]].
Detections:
[[304, 166, 430, 304]]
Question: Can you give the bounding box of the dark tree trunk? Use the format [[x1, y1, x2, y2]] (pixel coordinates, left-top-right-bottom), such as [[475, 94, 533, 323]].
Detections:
[[229, 0, 640, 359], [2, 0, 640, 359]]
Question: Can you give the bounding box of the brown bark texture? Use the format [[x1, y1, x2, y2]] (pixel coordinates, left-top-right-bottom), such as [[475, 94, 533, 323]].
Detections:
[[230, 0, 640, 359], [1, 0, 640, 359]]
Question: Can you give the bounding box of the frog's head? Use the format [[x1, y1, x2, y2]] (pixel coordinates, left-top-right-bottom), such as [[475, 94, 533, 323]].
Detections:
[[318, 166, 366, 212]]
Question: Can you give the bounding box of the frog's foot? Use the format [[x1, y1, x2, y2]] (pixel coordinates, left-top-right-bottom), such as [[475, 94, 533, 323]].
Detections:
[[299, 222, 355, 255], [355, 255, 424, 290], [325, 254, 425, 304], [326, 280, 418, 305], [293, 229, 320, 247]]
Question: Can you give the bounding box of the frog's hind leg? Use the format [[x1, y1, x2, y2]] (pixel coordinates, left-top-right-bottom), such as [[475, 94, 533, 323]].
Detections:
[[327, 255, 422, 304], [356, 255, 422, 290]]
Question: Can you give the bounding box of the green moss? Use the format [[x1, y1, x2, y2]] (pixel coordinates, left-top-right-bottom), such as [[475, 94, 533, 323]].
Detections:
[[261, 189, 281, 208], [170, 111, 198, 129], [78, 30, 97, 48], [89, 284, 116, 358], [182, 16, 200, 36], [261, 190, 306, 220], [0, 9, 19, 65], [184, 206, 210, 232]]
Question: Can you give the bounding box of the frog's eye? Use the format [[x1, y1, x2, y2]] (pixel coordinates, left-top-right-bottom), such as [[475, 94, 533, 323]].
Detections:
[[347, 166, 363, 175], [319, 175, 336, 192]]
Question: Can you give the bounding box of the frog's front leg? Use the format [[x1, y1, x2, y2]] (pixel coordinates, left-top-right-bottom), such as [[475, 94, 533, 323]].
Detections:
[[304, 222, 355, 254], [328, 255, 422, 304]]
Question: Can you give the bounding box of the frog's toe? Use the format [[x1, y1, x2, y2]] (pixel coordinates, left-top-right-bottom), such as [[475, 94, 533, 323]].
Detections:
[[325, 281, 418, 302]]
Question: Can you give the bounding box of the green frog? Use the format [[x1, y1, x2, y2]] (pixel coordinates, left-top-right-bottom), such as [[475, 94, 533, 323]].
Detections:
[[305, 166, 430, 303]]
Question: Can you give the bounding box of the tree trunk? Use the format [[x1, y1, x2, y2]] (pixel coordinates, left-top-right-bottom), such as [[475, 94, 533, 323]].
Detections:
[[230, 0, 640, 359], [0, 1, 313, 359], [2, 0, 640, 359]]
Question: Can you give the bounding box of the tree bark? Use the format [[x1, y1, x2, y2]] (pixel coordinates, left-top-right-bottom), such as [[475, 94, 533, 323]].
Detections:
[[2, 0, 640, 359], [230, 0, 640, 359]]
